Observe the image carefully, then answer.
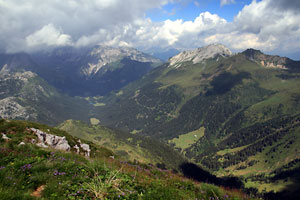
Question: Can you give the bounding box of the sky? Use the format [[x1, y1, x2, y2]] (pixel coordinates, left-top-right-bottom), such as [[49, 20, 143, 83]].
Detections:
[[0, 0, 300, 59]]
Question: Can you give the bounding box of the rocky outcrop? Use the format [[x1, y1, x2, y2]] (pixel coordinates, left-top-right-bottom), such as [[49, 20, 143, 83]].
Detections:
[[30, 128, 91, 157], [169, 44, 232, 68], [31, 128, 71, 151], [260, 60, 287, 69], [243, 48, 288, 70]]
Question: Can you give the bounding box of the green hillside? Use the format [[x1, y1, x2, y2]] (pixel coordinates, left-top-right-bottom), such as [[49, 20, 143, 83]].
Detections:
[[93, 48, 300, 194], [57, 120, 186, 169], [0, 119, 255, 200]]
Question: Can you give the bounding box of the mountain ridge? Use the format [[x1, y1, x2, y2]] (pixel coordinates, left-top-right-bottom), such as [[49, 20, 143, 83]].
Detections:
[[93, 44, 300, 194], [82, 45, 162, 76], [31, 45, 162, 96], [168, 43, 232, 68]]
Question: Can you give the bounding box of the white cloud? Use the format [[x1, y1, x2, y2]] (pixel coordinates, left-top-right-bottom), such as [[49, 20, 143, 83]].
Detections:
[[220, 0, 235, 7], [26, 24, 72, 47], [0, 0, 170, 52], [130, 12, 227, 50], [204, 32, 278, 51], [0, 0, 300, 58], [231, 0, 300, 53]]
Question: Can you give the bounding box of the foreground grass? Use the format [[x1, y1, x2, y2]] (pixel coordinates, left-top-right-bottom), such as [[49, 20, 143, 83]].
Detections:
[[0, 119, 256, 199]]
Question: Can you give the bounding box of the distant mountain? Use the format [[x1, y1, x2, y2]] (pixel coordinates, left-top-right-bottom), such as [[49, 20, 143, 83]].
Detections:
[[168, 44, 232, 67], [0, 52, 39, 73], [94, 44, 300, 194], [0, 45, 163, 124], [80, 46, 162, 76], [32, 46, 162, 96], [0, 53, 91, 125]]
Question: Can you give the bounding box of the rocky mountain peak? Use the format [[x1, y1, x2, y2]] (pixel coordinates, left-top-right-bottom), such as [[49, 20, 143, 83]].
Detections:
[[82, 45, 162, 76], [242, 48, 289, 70], [242, 48, 263, 58], [168, 44, 232, 68]]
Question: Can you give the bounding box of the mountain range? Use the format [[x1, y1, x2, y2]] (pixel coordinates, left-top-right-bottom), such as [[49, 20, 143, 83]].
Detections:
[[32, 46, 162, 96], [0, 45, 161, 123], [93, 44, 300, 194], [0, 43, 300, 198], [0, 45, 162, 97]]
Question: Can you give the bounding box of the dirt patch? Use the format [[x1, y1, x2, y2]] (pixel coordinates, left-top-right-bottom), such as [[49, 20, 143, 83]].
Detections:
[[31, 185, 45, 198]]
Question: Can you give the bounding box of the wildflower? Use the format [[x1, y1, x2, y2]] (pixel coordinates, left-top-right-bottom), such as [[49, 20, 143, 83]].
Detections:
[[21, 164, 32, 171], [0, 166, 5, 170], [53, 170, 66, 176], [53, 170, 58, 176]]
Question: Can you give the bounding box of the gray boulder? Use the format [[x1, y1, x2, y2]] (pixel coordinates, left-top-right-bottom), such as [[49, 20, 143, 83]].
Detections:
[[30, 128, 71, 151]]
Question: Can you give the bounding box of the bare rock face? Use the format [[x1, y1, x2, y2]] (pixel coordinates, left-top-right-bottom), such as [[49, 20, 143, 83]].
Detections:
[[0, 71, 39, 121], [0, 97, 33, 120], [81, 46, 162, 76], [243, 48, 289, 70], [30, 128, 71, 151], [169, 44, 232, 68]]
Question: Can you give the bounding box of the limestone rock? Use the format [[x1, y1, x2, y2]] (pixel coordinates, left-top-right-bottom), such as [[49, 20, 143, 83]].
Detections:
[[18, 142, 25, 146], [169, 44, 232, 68], [1, 133, 11, 140], [29, 128, 91, 157], [30, 128, 71, 151], [77, 139, 91, 157], [80, 143, 91, 157], [73, 144, 80, 153]]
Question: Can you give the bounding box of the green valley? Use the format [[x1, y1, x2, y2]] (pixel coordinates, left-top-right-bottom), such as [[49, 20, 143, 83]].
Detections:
[[57, 120, 185, 168]]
